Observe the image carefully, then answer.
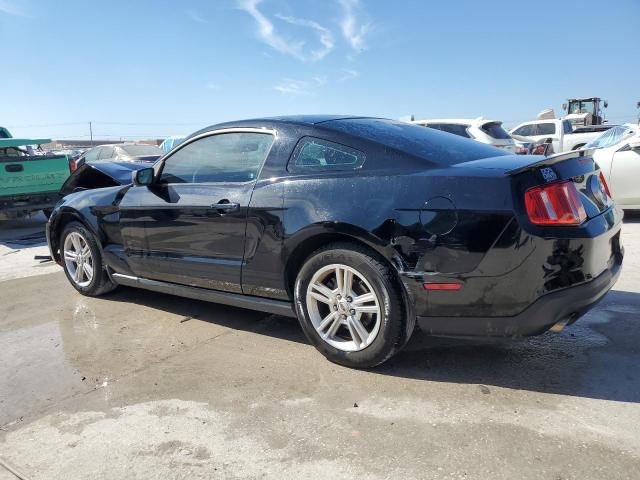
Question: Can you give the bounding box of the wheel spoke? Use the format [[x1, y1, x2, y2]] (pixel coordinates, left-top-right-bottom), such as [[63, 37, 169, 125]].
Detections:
[[310, 291, 332, 305], [343, 269, 353, 297], [347, 315, 369, 347], [311, 282, 334, 304], [335, 267, 343, 295], [353, 305, 379, 314], [74, 264, 83, 282], [81, 244, 90, 255], [71, 234, 82, 253], [83, 263, 93, 281], [64, 251, 77, 262], [326, 314, 342, 338], [351, 292, 375, 305], [318, 311, 339, 333]]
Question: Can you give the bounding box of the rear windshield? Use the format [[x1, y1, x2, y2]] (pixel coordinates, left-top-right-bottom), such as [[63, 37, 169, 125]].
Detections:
[[324, 118, 508, 166], [120, 144, 163, 157], [481, 122, 511, 139]]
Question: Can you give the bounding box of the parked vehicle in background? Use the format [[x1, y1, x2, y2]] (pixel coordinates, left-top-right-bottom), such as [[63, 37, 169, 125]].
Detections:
[[47, 115, 622, 368], [77, 143, 163, 166], [562, 97, 608, 128], [509, 119, 610, 153], [160, 136, 185, 153], [585, 124, 640, 210], [0, 127, 75, 219], [412, 118, 518, 153]]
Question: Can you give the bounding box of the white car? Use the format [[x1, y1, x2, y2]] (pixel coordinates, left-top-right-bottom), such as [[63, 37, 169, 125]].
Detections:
[[411, 118, 518, 153], [585, 124, 640, 209], [509, 119, 604, 153]]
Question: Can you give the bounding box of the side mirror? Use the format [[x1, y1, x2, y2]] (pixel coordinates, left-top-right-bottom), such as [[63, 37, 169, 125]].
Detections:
[[562, 103, 567, 111], [604, 101, 608, 109], [132, 167, 154, 186]]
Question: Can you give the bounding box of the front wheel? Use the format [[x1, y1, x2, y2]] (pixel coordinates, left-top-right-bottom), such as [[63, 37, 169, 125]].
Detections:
[[60, 221, 117, 296], [294, 243, 409, 368]]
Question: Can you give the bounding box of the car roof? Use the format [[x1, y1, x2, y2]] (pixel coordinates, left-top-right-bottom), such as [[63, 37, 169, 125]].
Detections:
[[198, 115, 381, 132], [412, 118, 501, 126]]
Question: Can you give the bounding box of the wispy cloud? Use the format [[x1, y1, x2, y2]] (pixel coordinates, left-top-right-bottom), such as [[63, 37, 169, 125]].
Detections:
[[236, 0, 335, 62], [338, 0, 371, 52], [339, 68, 359, 81], [274, 76, 326, 97], [275, 14, 334, 61], [206, 82, 221, 90], [236, 0, 305, 61], [187, 8, 209, 24], [0, 0, 29, 17]]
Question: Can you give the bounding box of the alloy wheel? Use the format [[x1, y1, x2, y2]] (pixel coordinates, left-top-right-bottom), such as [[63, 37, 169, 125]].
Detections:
[[305, 263, 382, 352], [63, 231, 94, 288]]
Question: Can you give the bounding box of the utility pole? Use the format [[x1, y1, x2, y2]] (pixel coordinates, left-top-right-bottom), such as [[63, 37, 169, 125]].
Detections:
[[89, 121, 93, 145]]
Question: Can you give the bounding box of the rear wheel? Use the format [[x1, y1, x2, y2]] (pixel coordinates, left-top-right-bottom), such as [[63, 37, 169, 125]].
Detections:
[[60, 222, 117, 296], [294, 243, 408, 368]]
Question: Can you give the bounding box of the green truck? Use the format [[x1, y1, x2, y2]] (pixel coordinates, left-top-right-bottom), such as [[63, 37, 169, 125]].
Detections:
[[0, 126, 75, 220]]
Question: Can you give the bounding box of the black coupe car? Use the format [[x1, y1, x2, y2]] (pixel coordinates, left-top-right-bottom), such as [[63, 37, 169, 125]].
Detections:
[[46, 116, 623, 368]]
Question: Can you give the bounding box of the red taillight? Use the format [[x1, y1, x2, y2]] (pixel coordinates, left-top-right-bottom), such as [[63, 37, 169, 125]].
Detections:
[[69, 158, 77, 173], [423, 283, 463, 291], [524, 180, 587, 226], [599, 171, 612, 198]]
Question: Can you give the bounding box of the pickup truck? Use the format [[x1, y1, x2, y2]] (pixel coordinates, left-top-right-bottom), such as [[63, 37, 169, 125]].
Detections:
[[0, 127, 75, 219], [509, 119, 613, 154]]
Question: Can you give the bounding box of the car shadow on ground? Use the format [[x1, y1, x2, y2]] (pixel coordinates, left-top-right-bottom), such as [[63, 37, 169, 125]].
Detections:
[[102, 286, 640, 404]]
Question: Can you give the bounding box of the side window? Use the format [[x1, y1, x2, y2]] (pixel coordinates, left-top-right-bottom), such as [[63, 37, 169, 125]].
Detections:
[[83, 148, 100, 163], [425, 123, 443, 131], [288, 137, 365, 173], [514, 124, 534, 136], [537, 123, 556, 136], [160, 132, 274, 184], [97, 146, 115, 160]]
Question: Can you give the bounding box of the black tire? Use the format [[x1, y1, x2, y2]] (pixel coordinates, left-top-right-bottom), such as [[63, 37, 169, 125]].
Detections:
[[294, 242, 409, 368], [60, 221, 117, 296]]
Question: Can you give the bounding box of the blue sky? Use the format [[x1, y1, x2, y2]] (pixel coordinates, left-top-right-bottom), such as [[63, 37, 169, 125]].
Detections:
[[1, 0, 639, 140]]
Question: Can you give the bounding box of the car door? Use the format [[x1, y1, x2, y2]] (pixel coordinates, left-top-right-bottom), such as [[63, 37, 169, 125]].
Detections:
[[609, 144, 640, 206], [118, 129, 275, 292]]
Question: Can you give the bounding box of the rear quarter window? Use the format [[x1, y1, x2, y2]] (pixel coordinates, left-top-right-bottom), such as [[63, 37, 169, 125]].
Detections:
[[323, 118, 507, 166], [288, 137, 365, 173]]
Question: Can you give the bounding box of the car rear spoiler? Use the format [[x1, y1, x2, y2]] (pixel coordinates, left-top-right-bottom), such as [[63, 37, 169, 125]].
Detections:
[[507, 148, 596, 175]]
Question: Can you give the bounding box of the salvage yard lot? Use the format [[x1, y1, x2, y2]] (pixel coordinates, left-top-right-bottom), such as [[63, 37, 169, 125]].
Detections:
[[1, 214, 639, 479]]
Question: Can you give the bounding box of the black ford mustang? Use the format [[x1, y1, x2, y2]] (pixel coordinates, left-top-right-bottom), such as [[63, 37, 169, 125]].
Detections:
[[46, 116, 623, 368]]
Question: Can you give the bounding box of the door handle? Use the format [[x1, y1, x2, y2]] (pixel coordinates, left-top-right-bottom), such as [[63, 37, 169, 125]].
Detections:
[[5, 164, 23, 172], [211, 201, 240, 212]]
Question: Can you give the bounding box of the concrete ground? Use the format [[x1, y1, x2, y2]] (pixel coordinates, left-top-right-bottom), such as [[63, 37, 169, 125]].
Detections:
[[1, 213, 639, 479]]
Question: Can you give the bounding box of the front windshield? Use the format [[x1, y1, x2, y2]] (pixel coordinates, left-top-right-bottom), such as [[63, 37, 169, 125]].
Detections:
[[585, 125, 635, 149], [569, 100, 596, 115]]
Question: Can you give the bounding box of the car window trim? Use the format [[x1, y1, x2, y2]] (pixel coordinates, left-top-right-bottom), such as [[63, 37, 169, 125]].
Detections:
[[155, 127, 277, 185]]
